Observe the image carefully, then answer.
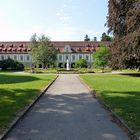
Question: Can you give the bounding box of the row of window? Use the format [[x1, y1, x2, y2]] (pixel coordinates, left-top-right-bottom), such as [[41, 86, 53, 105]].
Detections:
[[58, 55, 90, 61], [0, 55, 30, 61]]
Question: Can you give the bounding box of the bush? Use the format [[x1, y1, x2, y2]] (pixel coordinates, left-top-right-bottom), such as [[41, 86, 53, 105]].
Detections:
[[75, 59, 88, 68], [0, 58, 24, 71]]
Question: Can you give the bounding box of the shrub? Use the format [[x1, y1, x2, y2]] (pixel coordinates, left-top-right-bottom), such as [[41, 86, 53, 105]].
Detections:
[[75, 59, 88, 68], [0, 58, 24, 71]]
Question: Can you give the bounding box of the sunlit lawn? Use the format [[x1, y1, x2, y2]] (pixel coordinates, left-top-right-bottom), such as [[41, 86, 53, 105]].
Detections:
[[80, 73, 140, 135], [0, 72, 56, 133]]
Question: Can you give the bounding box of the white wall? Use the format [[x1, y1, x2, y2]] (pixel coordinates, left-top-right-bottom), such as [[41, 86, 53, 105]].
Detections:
[[0, 52, 94, 67]]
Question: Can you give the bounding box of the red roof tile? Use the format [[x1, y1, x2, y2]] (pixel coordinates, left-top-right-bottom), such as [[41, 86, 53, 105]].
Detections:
[[0, 41, 111, 54]]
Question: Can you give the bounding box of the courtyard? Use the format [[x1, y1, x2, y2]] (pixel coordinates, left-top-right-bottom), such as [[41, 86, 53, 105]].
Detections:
[[0, 71, 139, 139]]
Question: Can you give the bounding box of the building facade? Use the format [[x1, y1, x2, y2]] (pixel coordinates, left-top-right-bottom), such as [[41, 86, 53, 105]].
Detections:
[[0, 41, 111, 68]]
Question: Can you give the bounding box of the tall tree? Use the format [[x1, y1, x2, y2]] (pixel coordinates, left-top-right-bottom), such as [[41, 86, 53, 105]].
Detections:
[[101, 32, 113, 41], [93, 37, 97, 42], [107, 0, 140, 70], [30, 34, 57, 68], [84, 34, 90, 41], [93, 44, 109, 72]]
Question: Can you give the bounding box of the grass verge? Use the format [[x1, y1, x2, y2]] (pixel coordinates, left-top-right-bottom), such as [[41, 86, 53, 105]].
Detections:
[[0, 72, 56, 133], [80, 74, 140, 136]]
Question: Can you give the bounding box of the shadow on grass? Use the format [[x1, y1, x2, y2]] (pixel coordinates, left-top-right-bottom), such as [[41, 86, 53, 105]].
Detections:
[[119, 73, 140, 77], [0, 74, 40, 84], [98, 90, 140, 134], [0, 88, 40, 132]]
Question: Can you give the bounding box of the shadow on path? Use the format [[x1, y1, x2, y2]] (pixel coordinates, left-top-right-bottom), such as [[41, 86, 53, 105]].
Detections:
[[6, 93, 129, 140]]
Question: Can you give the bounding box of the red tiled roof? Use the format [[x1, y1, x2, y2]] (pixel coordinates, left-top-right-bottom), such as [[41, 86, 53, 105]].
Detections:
[[0, 41, 111, 54]]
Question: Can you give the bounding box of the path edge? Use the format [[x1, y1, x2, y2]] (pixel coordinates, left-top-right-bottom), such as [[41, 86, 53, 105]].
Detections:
[[0, 75, 59, 140], [77, 75, 140, 140]]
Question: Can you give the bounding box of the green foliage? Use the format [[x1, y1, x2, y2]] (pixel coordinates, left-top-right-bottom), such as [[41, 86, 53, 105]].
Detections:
[[0, 73, 56, 133], [75, 59, 88, 68], [0, 58, 24, 70], [101, 32, 113, 41], [30, 34, 57, 68], [80, 74, 140, 135], [84, 34, 90, 41], [107, 0, 140, 70], [93, 44, 109, 70]]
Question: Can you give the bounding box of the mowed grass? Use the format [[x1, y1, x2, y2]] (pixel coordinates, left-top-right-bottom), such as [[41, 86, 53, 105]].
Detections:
[[0, 72, 56, 133], [80, 73, 140, 135]]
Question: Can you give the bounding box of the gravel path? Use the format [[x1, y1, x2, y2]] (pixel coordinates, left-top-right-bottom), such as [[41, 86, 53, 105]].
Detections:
[[5, 74, 129, 140]]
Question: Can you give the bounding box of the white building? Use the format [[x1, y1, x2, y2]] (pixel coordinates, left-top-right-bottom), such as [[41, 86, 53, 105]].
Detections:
[[0, 41, 111, 68]]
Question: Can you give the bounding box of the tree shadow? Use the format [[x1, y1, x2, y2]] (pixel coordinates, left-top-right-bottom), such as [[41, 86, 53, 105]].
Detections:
[[119, 73, 140, 77], [0, 74, 40, 84], [5, 92, 130, 140], [98, 90, 140, 135], [0, 88, 40, 132]]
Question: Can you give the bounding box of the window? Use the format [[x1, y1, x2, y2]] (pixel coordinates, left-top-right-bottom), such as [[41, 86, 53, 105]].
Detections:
[[72, 55, 75, 61], [7, 55, 10, 59], [66, 48, 69, 52], [20, 55, 23, 61], [79, 55, 82, 60], [1, 55, 4, 60], [14, 55, 17, 60], [27, 55, 30, 61], [65, 55, 68, 60], [86, 55, 89, 61], [59, 55, 62, 61], [64, 45, 71, 52]]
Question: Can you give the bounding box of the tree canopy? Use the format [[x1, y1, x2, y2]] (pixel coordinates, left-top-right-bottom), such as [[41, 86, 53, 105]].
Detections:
[[93, 44, 109, 71], [84, 34, 90, 41], [75, 58, 88, 68], [101, 32, 113, 41], [107, 0, 140, 70], [30, 34, 57, 68]]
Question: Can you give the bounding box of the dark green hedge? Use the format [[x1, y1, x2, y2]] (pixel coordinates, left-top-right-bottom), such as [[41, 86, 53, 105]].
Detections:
[[0, 58, 24, 71]]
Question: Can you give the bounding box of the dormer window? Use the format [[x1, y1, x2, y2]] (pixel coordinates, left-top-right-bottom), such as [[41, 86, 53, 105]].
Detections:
[[64, 45, 71, 53], [66, 48, 69, 52]]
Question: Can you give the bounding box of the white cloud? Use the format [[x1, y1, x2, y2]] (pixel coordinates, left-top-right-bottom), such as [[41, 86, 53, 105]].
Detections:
[[56, 12, 61, 16]]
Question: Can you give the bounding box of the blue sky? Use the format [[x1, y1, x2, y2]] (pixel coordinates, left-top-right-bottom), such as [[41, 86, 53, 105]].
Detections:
[[0, 0, 108, 41]]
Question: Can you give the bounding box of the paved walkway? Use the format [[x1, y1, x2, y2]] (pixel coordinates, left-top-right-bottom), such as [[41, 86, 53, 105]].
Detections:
[[5, 75, 129, 140]]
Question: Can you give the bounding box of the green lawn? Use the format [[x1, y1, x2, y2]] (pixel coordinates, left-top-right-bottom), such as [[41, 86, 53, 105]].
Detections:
[[80, 73, 140, 135], [0, 72, 56, 133]]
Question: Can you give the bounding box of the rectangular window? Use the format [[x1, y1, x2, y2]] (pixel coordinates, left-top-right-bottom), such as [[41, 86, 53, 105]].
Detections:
[[86, 55, 89, 61], [72, 55, 75, 61], [7, 55, 10, 59], [1, 55, 4, 60], [59, 55, 62, 61], [79, 55, 82, 60], [14, 55, 17, 60], [66, 55, 68, 60], [27, 55, 30, 61], [20, 55, 23, 61]]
